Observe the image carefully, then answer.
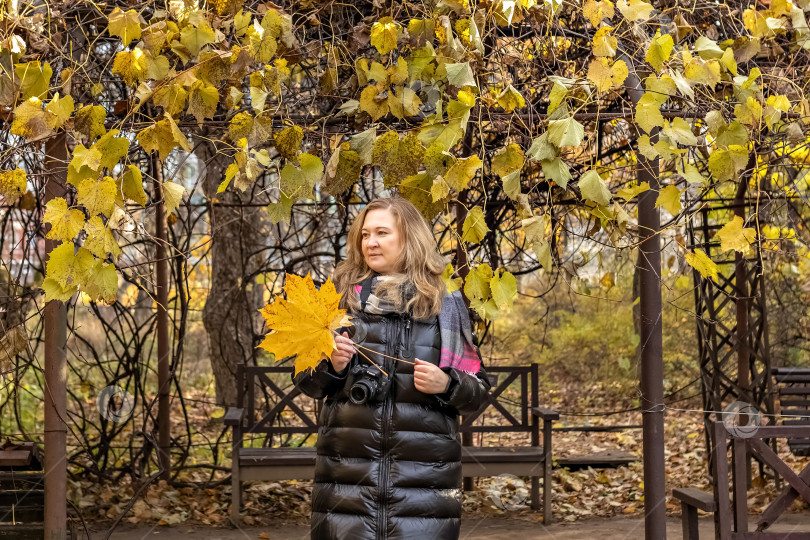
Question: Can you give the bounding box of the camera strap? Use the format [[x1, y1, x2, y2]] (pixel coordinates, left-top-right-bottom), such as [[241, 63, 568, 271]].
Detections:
[[359, 275, 374, 311]]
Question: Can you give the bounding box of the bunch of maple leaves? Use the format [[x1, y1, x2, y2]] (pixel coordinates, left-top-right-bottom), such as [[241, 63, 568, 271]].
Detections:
[[257, 273, 353, 375]]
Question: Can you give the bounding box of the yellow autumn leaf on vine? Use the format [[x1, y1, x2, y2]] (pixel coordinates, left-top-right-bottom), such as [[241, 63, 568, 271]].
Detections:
[[491, 143, 524, 178], [153, 83, 188, 117], [685, 249, 718, 280], [587, 57, 628, 92], [15, 61, 52, 101], [655, 184, 682, 215], [84, 216, 121, 260], [275, 125, 304, 160], [461, 206, 489, 243], [43, 198, 85, 242], [583, 0, 615, 26], [718, 216, 757, 254], [137, 113, 192, 161], [76, 176, 116, 217], [162, 181, 186, 214], [617, 0, 654, 21], [45, 93, 75, 129], [592, 27, 618, 57], [258, 273, 353, 375], [496, 85, 526, 113], [444, 155, 482, 191], [180, 20, 216, 57], [74, 105, 107, 140], [442, 263, 462, 293], [107, 8, 143, 45], [370, 17, 401, 55], [112, 48, 148, 87], [11, 98, 56, 140], [360, 85, 389, 121], [0, 168, 27, 205], [187, 80, 219, 126], [82, 260, 119, 305], [645, 31, 674, 73]]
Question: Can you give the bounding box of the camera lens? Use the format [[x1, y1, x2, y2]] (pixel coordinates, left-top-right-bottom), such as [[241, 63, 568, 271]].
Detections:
[[349, 380, 377, 405]]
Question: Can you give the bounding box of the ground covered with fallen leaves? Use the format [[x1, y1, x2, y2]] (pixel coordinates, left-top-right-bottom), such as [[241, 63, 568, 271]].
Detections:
[[68, 381, 809, 530]]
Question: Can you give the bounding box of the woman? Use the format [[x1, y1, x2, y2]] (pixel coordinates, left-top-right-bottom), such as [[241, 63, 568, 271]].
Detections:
[[292, 197, 491, 540]]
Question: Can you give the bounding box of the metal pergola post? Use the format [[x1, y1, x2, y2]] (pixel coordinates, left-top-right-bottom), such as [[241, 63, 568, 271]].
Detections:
[[44, 133, 68, 540]]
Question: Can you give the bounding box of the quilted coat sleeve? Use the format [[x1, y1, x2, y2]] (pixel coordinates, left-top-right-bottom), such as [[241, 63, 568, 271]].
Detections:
[[434, 363, 491, 415], [291, 357, 350, 399]]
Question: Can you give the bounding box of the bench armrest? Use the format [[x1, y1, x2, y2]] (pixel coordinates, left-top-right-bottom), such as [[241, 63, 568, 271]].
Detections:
[[224, 407, 245, 427], [531, 407, 560, 421], [672, 487, 717, 512]]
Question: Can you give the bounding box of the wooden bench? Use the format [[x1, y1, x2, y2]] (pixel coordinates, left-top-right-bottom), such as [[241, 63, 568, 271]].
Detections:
[[674, 421, 810, 540], [225, 362, 559, 525], [672, 487, 717, 540], [773, 367, 810, 456]]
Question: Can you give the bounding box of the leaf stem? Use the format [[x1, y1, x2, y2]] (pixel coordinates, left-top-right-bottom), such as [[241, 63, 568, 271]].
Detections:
[[329, 329, 416, 379]]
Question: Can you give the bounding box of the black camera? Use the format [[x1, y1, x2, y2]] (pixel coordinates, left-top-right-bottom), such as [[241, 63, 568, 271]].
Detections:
[[347, 363, 392, 405]]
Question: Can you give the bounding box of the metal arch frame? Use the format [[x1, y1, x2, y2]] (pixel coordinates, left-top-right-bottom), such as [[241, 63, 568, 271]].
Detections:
[[687, 199, 777, 472]]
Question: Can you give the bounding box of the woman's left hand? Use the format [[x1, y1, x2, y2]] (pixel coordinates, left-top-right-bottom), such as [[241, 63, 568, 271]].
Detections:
[[413, 358, 451, 394]]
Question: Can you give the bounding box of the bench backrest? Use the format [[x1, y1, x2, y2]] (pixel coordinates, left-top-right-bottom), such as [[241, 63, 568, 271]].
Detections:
[[236, 362, 320, 438], [459, 365, 539, 433], [234, 362, 540, 441], [772, 367, 810, 455]]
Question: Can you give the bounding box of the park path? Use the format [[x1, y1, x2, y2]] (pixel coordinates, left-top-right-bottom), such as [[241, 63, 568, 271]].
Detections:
[[95, 514, 810, 539]]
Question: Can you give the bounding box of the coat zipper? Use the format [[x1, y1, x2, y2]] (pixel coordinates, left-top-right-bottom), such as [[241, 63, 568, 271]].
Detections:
[[377, 316, 396, 540]]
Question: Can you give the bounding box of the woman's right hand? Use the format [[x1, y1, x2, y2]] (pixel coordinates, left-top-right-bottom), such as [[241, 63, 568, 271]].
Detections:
[[331, 331, 354, 374]]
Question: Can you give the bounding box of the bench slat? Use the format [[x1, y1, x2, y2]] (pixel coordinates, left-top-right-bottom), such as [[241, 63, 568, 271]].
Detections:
[[778, 399, 810, 408], [461, 446, 544, 463], [557, 451, 637, 470], [239, 446, 548, 466], [779, 387, 810, 396], [224, 407, 244, 426], [772, 368, 810, 376], [774, 374, 810, 383], [531, 407, 560, 421], [240, 447, 315, 466], [779, 409, 810, 418], [672, 487, 717, 512]]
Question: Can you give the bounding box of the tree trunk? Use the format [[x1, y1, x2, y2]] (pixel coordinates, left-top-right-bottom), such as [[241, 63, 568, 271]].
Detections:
[[199, 141, 264, 406]]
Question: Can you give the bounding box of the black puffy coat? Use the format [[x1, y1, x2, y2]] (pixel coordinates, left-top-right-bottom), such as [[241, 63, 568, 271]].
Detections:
[[292, 306, 491, 540]]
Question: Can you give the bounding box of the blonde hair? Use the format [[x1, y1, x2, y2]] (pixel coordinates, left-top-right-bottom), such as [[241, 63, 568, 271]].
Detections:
[[333, 198, 446, 319]]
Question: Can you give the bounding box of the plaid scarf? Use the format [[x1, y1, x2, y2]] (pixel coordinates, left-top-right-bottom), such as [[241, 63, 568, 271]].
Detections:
[[355, 275, 482, 374]]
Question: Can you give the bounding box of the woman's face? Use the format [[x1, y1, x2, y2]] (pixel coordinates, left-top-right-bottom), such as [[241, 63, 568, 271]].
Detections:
[[361, 209, 402, 275]]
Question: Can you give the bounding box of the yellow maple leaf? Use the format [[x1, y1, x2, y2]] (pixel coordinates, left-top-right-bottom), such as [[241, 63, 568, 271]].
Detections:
[[258, 273, 352, 376]]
